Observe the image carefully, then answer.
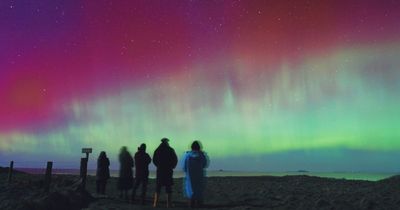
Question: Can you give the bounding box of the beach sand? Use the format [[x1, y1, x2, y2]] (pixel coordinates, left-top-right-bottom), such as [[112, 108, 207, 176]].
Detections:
[[1, 167, 400, 210]]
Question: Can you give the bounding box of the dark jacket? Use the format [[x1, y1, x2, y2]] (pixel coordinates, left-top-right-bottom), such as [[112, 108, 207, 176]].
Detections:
[[153, 142, 178, 185], [134, 150, 151, 179], [117, 150, 134, 190], [96, 156, 110, 181]]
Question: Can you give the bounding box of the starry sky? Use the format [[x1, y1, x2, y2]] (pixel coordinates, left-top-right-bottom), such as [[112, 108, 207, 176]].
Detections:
[[1, 0, 400, 172]]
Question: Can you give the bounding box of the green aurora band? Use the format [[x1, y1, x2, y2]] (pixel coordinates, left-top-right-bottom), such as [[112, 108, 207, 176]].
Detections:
[[1, 43, 399, 171]]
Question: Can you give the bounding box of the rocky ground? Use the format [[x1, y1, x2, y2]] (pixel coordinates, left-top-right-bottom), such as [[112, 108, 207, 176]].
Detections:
[[1, 167, 400, 210]]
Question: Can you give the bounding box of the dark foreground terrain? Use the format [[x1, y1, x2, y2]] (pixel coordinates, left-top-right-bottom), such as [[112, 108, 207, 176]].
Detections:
[[1, 167, 400, 210]]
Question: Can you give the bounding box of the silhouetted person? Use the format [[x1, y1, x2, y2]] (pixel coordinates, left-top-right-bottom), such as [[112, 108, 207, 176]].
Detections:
[[117, 146, 134, 200], [96, 151, 110, 194], [131, 143, 151, 204], [183, 141, 209, 208], [152, 138, 178, 208]]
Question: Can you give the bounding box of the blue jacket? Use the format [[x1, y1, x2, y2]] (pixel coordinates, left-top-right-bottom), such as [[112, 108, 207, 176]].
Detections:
[[182, 151, 209, 199]]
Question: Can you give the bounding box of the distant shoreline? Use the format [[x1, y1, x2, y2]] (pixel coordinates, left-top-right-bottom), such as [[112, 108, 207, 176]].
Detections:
[[10, 167, 398, 181]]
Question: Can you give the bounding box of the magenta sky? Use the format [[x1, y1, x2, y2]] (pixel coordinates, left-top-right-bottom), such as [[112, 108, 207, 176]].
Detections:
[[1, 0, 400, 171]]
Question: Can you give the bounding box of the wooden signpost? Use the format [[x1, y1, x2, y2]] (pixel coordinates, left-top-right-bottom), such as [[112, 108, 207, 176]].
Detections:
[[80, 148, 92, 189], [82, 148, 92, 159]]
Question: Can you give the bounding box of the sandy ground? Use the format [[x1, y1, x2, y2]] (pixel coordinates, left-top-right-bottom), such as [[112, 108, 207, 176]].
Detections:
[[1, 167, 400, 210]]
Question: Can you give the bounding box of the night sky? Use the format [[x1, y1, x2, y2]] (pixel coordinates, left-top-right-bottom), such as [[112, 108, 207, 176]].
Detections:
[[1, 0, 400, 172]]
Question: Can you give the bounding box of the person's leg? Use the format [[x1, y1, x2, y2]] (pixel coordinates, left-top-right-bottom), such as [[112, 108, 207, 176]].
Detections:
[[96, 180, 100, 194], [189, 198, 195, 208], [189, 191, 197, 208], [153, 183, 161, 207], [141, 178, 148, 205], [198, 199, 203, 208], [166, 185, 173, 208], [131, 179, 141, 202], [192, 192, 200, 208], [100, 180, 104, 194], [124, 190, 129, 200], [118, 179, 122, 198], [102, 180, 107, 194], [198, 191, 204, 207]]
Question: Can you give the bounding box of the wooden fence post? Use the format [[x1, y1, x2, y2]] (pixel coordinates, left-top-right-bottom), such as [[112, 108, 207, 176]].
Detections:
[[7, 161, 14, 183], [44, 161, 53, 191], [80, 158, 88, 189], [80, 148, 92, 190]]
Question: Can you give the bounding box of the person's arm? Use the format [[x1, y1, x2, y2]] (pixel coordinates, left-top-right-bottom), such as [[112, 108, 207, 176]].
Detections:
[[172, 150, 178, 169], [106, 158, 111, 178], [153, 150, 158, 167], [182, 152, 188, 172], [146, 154, 151, 165], [203, 152, 210, 168], [134, 153, 138, 165]]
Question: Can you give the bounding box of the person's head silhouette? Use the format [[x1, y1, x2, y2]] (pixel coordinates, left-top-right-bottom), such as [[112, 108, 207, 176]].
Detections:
[[120, 146, 128, 153], [161, 137, 170, 147], [191, 141, 201, 151], [138, 143, 146, 151], [99, 151, 107, 158]]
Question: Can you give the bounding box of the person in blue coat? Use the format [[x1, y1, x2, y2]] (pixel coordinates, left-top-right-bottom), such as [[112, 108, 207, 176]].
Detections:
[[182, 141, 209, 208]]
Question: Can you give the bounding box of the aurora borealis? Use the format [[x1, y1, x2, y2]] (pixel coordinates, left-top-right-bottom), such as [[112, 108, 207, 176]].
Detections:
[[1, 0, 400, 172]]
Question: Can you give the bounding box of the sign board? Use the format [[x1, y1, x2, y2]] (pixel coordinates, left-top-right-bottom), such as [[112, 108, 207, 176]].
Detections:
[[82, 148, 92, 153]]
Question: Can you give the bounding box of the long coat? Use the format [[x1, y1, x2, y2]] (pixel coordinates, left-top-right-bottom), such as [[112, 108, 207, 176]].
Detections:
[[153, 143, 178, 186], [134, 150, 151, 180], [117, 151, 134, 190], [96, 156, 110, 181], [183, 151, 208, 199]]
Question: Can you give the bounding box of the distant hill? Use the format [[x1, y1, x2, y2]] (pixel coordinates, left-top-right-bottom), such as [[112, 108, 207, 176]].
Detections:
[[0, 166, 25, 174]]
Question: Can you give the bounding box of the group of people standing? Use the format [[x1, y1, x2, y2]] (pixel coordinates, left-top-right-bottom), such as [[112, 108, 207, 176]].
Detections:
[[95, 137, 209, 208]]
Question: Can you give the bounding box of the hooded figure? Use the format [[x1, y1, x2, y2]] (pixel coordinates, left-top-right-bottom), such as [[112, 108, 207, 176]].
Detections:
[[132, 143, 151, 204], [183, 141, 209, 208], [96, 151, 110, 194], [117, 146, 134, 199], [152, 138, 178, 207]]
